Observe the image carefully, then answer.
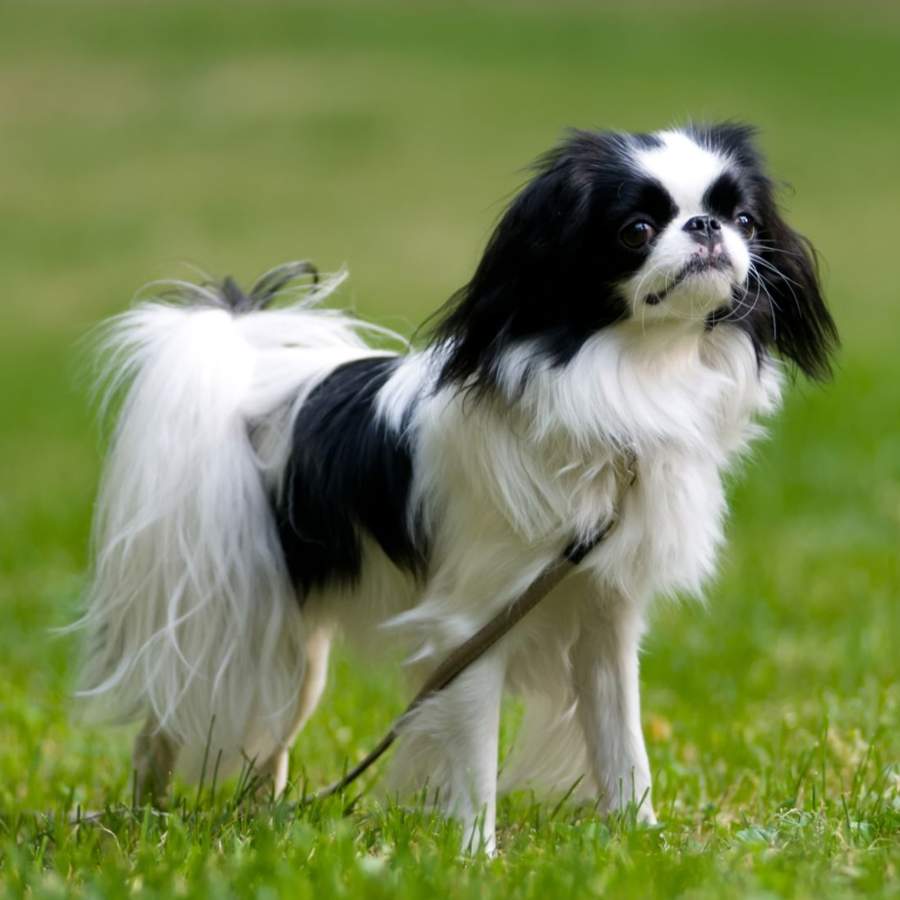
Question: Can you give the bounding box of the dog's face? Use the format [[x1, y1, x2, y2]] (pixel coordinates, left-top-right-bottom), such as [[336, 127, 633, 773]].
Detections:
[[617, 130, 755, 322], [435, 124, 837, 392]]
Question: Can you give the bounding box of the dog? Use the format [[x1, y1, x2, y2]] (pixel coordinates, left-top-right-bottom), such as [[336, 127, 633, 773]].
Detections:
[[76, 123, 837, 852]]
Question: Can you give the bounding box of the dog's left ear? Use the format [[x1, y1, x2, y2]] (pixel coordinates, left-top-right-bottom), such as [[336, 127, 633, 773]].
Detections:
[[755, 200, 839, 380], [697, 123, 838, 380]]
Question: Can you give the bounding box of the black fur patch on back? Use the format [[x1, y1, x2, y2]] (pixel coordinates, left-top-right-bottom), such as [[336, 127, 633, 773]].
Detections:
[[274, 356, 426, 597]]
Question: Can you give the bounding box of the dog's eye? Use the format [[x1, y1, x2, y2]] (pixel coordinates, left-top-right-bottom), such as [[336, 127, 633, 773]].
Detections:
[[734, 212, 757, 239], [619, 219, 657, 250]]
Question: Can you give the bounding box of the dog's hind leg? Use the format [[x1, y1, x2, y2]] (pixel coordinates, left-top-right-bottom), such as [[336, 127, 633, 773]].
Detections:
[[133, 715, 178, 806], [259, 629, 332, 797]]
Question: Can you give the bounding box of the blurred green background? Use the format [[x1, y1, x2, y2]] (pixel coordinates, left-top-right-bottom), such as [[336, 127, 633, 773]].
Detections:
[[1, 2, 898, 897]]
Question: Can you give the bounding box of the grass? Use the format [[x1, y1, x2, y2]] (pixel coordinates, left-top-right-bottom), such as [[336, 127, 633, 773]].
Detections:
[[1, 1, 899, 896]]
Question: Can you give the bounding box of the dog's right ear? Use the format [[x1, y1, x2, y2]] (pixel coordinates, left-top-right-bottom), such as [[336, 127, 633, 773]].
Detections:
[[431, 161, 578, 390], [431, 131, 629, 395]]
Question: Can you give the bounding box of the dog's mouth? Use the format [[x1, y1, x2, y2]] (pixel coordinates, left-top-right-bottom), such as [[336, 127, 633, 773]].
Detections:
[[644, 255, 733, 306]]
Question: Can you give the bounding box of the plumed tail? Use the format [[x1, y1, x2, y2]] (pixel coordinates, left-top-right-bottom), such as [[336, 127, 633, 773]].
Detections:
[[74, 263, 392, 769]]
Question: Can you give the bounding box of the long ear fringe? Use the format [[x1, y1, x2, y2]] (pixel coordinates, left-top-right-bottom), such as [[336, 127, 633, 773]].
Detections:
[[758, 210, 839, 381]]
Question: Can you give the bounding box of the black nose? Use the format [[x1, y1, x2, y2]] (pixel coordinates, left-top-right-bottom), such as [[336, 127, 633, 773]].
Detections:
[[683, 215, 722, 245]]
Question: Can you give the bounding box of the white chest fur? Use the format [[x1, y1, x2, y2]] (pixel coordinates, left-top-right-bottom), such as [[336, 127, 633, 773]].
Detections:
[[415, 321, 783, 609], [548, 321, 782, 601]]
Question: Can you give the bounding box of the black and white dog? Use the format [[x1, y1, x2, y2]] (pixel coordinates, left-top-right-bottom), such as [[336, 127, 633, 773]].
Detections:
[[78, 124, 836, 851]]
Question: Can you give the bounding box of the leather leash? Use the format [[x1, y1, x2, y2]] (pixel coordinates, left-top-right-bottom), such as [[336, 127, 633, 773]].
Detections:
[[308, 451, 638, 802]]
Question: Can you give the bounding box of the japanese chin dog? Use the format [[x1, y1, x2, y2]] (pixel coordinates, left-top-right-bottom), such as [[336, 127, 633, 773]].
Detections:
[[77, 123, 837, 852]]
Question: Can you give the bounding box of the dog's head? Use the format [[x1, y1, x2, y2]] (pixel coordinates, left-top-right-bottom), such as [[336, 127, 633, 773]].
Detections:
[[434, 124, 837, 392]]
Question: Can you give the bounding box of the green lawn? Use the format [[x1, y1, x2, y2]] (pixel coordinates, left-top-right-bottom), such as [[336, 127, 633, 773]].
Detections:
[[1, 2, 899, 897]]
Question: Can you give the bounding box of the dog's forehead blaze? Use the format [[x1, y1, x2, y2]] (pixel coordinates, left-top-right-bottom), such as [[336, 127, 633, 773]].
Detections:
[[633, 131, 730, 216]]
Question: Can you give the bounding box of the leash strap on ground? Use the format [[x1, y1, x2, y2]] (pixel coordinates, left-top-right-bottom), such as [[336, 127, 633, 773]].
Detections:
[[308, 451, 637, 803]]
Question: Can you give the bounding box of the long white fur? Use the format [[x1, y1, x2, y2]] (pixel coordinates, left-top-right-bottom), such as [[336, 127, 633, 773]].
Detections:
[[77, 274, 393, 772], [78, 130, 785, 852], [379, 320, 779, 844]]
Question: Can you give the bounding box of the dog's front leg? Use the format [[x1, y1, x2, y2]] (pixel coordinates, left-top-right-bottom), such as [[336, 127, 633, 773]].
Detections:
[[391, 652, 506, 854], [572, 601, 656, 824]]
